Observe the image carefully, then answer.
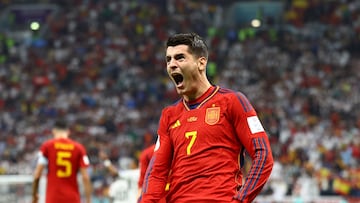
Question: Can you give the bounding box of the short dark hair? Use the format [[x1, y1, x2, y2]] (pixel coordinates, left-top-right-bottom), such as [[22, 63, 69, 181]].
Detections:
[[166, 32, 208, 59], [53, 119, 68, 130]]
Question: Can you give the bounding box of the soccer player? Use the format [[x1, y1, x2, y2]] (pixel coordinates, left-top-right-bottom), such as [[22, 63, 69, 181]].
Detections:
[[138, 144, 155, 193], [32, 119, 92, 203], [140, 33, 274, 203], [100, 145, 166, 203], [107, 168, 140, 203], [137, 144, 167, 203], [99, 150, 140, 203]]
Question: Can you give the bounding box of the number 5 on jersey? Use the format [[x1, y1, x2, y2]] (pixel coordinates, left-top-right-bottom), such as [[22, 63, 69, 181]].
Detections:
[[56, 151, 72, 177]]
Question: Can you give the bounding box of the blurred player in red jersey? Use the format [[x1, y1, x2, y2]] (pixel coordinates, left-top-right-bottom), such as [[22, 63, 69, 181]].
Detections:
[[138, 144, 167, 203], [138, 144, 155, 194], [32, 119, 92, 203], [140, 33, 274, 203]]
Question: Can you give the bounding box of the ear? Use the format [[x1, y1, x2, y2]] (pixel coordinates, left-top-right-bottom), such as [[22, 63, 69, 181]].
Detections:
[[198, 57, 207, 71]]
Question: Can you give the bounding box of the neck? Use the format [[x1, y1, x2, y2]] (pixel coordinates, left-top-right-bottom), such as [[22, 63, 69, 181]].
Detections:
[[53, 131, 69, 139], [183, 80, 212, 102]]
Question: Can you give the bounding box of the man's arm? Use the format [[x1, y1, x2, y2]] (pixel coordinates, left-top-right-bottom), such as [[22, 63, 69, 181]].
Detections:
[[231, 92, 274, 202], [32, 164, 45, 203], [104, 160, 120, 178], [232, 136, 273, 203], [80, 167, 92, 203], [99, 150, 119, 178]]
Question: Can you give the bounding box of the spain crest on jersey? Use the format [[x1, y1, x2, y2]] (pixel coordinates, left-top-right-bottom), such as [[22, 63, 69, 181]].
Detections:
[[205, 106, 220, 125]]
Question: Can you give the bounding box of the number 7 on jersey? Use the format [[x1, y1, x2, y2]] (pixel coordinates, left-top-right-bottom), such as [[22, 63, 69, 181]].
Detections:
[[185, 131, 197, 155]]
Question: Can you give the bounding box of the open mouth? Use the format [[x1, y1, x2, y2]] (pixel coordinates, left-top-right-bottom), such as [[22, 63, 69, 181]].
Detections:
[[171, 73, 184, 86]]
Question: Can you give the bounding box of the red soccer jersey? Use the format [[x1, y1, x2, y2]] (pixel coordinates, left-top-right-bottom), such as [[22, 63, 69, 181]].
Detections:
[[138, 144, 167, 203], [141, 86, 273, 203], [40, 138, 90, 203], [138, 144, 155, 188]]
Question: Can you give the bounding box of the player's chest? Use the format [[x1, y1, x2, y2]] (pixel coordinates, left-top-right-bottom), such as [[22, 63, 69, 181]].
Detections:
[[168, 105, 228, 142]]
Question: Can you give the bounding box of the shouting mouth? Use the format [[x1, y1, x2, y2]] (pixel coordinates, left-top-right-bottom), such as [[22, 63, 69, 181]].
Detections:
[[171, 73, 184, 87]]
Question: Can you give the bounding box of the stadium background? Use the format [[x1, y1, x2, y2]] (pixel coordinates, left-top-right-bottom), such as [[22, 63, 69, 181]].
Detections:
[[0, 0, 359, 202]]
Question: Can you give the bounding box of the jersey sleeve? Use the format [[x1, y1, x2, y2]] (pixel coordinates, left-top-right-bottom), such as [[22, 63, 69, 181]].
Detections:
[[39, 141, 49, 158], [36, 151, 48, 165], [140, 109, 173, 203], [230, 92, 274, 202]]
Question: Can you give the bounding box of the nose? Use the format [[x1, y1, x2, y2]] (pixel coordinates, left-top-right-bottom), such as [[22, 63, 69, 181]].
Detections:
[[167, 58, 177, 70]]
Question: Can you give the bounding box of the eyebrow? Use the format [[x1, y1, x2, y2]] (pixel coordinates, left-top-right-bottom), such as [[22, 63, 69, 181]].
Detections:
[[166, 53, 185, 62]]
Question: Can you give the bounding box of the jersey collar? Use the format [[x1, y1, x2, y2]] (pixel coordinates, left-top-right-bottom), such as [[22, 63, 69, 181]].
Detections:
[[183, 86, 219, 110]]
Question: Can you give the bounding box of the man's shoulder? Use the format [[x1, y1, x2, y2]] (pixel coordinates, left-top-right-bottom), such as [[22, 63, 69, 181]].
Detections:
[[140, 145, 155, 158], [216, 87, 251, 102], [62, 138, 84, 146], [41, 138, 55, 146], [162, 98, 183, 114], [217, 86, 242, 96], [71, 140, 87, 152], [119, 168, 140, 180]]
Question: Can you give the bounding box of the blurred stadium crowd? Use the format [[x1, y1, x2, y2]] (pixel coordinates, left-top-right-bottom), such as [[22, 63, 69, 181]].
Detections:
[[0, 0, 359, 200]]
